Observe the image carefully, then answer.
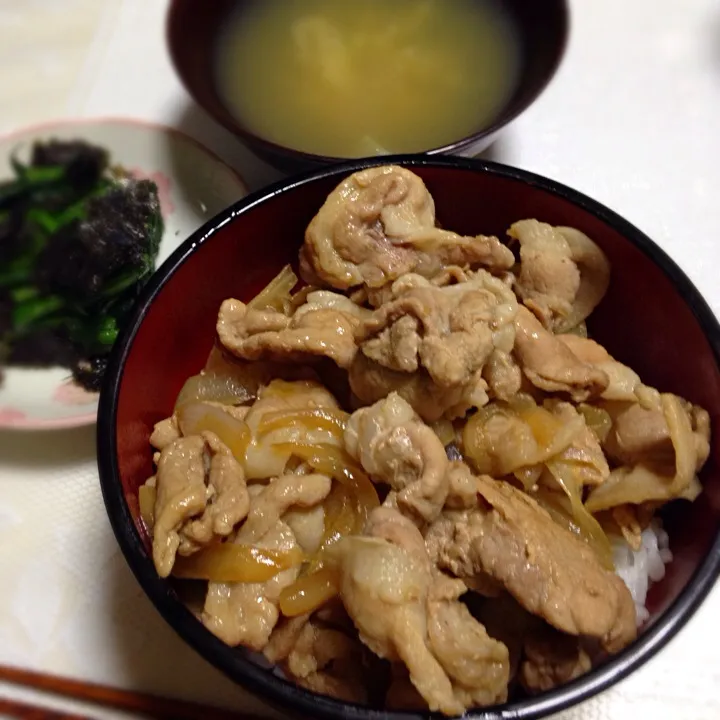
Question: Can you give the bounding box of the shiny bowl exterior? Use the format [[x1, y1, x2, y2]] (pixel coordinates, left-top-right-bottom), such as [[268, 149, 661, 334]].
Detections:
[[99, 156, 720, 720]]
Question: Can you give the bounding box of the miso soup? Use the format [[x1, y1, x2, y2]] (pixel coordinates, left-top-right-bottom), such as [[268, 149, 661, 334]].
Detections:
[[214, 0, 521, 158]]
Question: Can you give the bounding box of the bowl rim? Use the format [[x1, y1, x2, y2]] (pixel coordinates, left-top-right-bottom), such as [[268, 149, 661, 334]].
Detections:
[[165, 0, 570, 164], [98, 155, 720, 720]]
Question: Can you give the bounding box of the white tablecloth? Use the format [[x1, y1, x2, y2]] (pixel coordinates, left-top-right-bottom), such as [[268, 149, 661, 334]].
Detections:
[[1, 1, 719, 718]]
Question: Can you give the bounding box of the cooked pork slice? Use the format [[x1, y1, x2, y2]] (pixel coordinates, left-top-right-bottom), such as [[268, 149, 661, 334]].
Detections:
[[513, 306, 609, 401], [281, 617, 370, 704], [425, 473, 637, 653], [508, 220, 609, 333], [519, 624, 592, 693], [345, 393, 450, 523], [350, 269, 518, 421], [331, 507, 509, 715], [149, 415, 180, 451], [509, 219, 580, 329], [202, 520, 301, 650], [217, 292, 366, 369], [152, 433, 249, 577], [300, 165, 513, 291], [557, 334, 640, 402]]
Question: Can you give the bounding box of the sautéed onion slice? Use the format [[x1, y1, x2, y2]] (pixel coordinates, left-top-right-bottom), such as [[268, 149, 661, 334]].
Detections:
[[172, 543, 305, 583]]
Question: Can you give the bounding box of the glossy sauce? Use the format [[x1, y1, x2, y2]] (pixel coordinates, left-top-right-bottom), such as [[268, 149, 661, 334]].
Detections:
[[215, 0, 521, 157]]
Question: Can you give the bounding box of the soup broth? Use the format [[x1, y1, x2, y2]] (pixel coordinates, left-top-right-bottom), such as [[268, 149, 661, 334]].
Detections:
[[215, 0, 521, 158]]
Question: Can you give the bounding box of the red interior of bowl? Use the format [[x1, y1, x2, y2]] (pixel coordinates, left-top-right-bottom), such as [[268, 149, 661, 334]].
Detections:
[[115, 165, 720, 629]]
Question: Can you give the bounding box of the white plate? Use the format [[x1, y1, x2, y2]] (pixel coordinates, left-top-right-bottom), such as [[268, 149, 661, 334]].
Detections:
[[0, 117, 247, 430]]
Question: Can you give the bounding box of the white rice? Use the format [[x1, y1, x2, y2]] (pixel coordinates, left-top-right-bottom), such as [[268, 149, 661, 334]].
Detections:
[[612, 520, 673, 625]]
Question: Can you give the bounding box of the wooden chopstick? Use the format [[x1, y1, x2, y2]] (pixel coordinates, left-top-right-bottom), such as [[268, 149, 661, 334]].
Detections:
[[0, 696, 88, 720], [0, 664, 267, 720]]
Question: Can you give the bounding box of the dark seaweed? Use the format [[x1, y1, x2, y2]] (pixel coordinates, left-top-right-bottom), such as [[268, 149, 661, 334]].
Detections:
[[8, 330, 78, 367], [71, 356, 110, 393], [35, 179, 162, 302], [0, 139, 162, 392]]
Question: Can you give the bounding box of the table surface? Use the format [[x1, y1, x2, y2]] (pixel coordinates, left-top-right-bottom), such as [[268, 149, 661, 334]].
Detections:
[[0, 1, 719, 718]]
